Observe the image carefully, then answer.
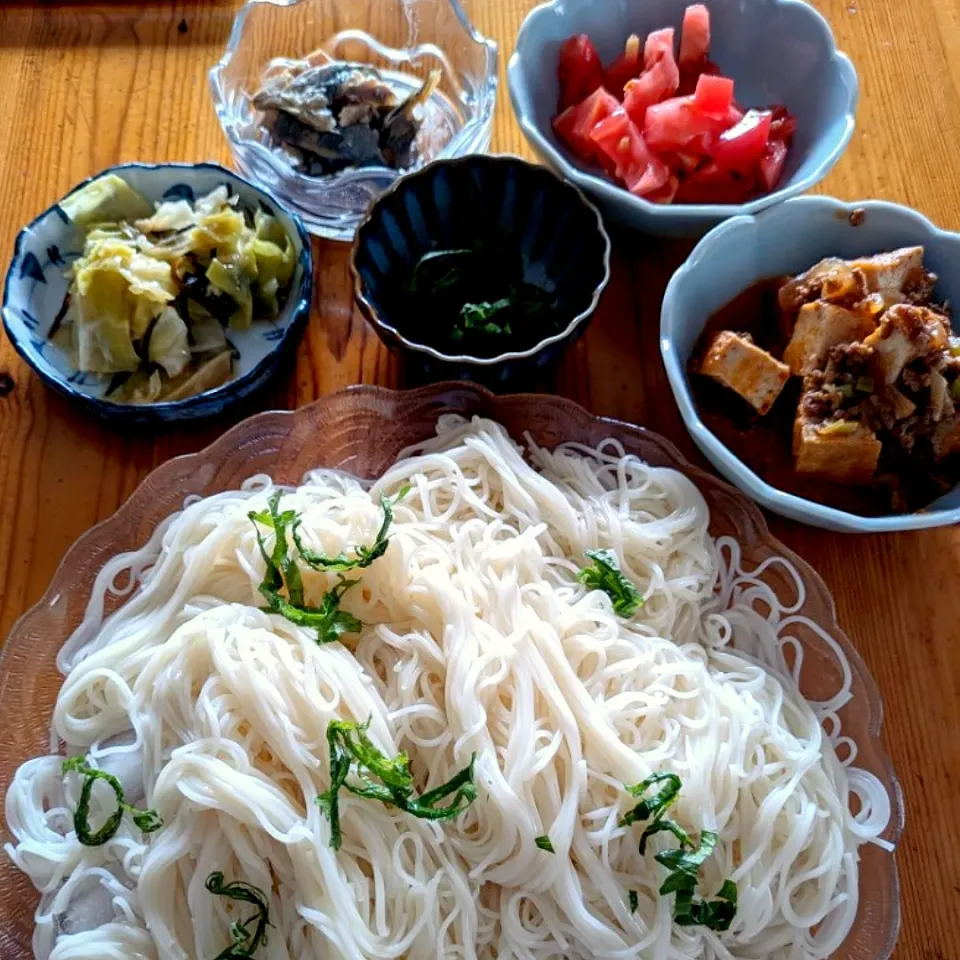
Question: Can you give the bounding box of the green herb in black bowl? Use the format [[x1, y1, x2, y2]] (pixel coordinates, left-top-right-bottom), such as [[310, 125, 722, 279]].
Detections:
[[350, 155, 611, 382]]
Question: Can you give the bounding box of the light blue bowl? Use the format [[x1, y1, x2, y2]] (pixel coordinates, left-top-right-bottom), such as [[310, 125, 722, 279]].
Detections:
[[661, 195, 960, 532], [508, 0, 858, 237], [2, 162, 313, 424]]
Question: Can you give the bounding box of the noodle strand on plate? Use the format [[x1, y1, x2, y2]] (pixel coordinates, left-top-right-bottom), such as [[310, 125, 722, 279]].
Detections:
[[5, 416, 889, 960]]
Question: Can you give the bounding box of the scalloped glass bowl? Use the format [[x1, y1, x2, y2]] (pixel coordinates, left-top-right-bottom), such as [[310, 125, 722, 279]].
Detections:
[[210, 0, 498, 241], [508, 0, 858, 237], [0, 384, 902, 958]]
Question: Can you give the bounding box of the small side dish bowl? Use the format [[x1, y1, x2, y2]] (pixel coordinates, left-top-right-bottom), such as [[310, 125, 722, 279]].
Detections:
[[508, 0, 858, 237], [1, 162, 312, 425], [661, 194, 960, 532], [210, 0, 498, 241], [350, 155, 611, 382]]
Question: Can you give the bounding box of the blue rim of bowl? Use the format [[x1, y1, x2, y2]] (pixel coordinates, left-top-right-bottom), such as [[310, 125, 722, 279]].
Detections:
[[209, 0, 500, 192], [661, 194, 960, 532], [349, 153, 612, 366], [506, 0, 859, 222], [1, 161, 314, 418]]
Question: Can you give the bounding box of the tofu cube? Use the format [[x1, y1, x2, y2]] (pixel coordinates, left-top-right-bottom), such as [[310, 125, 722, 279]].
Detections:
[[782, 302, 878, 376], [793, 409, 882, 484], [862, 303, 949, 385], [849, 246, 924, 305], [699, 332, 790, 415]]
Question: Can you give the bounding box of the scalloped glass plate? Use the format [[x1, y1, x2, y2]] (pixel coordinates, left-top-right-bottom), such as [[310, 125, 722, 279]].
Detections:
[[0, 384, 903, 958]]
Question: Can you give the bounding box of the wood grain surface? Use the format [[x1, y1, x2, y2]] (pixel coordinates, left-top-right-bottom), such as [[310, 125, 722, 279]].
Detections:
[[0, 1, 956, 956]]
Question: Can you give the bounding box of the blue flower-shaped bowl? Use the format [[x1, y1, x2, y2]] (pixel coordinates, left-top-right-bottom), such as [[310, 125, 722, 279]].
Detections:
[[661, 195, 960, 532], [508, 0, 858, 237], [2, 162, 313, 424]]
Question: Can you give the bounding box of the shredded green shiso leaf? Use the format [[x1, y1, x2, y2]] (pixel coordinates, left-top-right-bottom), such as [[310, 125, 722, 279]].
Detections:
[[317, 720, 476, 850], [62, 756, 162, 846]]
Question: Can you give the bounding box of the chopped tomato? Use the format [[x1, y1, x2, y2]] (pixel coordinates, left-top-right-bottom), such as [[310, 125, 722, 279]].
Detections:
[[678, 4, 711, 70], [604, 34, 643, 96], [758, 138, 789, 191], [726, 104, 745, 127], [674, 151, 701, 173], [693, 74, 734, 117], [678, 57, 720, 95], [709, 108, 773, 172], [643, 95, 728, 152], [646, 174, 680, 204], [644, 28, 676, 69], [589, 109, 671, 196], [550, 11, 795, 206], [553, 87, 620, 159], [769, 104, 797, 142], [557, 34, 605, 110], [552, 104, 587, 154], [622, 48, 680, 125], [675, 163, 755, 203]]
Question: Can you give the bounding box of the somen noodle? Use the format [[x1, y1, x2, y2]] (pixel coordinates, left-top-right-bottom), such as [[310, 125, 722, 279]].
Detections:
[[5, 416, 890, 959]]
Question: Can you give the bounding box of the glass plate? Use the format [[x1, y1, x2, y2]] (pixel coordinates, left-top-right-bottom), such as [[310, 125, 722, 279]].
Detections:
[[0, 383, 904, 958]]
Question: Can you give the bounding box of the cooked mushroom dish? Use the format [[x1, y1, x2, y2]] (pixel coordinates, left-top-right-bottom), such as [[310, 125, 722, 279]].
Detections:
[[691, 247, 960, 514]]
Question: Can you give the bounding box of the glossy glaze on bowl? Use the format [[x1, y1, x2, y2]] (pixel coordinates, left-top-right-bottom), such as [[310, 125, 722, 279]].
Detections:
[[351, 155, 611, 381], [0, 383, 902, 958], [508, 0, 858, 236], [661, 194, 960, 532], [210, 0, 498, 241], [1, 163, 313, 425]]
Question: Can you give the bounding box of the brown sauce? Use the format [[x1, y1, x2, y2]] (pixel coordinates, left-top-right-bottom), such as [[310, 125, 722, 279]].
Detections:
[[689, 278, 906, 517]]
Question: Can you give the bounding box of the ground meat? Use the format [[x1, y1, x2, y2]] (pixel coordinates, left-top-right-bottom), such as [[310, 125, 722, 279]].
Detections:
[[862, 393, 897, 433], [800, 372, 837, 419], [902, 362, 932, 393], [902, 269, 938, 306], [801, 389, 835, 420], [822, 342, 873, 384]]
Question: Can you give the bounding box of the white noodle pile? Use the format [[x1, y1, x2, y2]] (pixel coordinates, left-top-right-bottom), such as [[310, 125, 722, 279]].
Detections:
[[4, 415, 890, 960]]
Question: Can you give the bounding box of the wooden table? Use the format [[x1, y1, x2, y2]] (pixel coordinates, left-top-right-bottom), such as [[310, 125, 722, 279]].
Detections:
[[0, 1, 956, 956]]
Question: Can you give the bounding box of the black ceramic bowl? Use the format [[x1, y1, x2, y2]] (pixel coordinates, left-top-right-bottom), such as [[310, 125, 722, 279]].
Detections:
[[350, 155, 611, 382]]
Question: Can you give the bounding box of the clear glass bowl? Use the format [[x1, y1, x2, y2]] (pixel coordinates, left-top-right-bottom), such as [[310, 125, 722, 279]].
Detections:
[[0, 384, 902, 958], [210, 0, 498, 241]]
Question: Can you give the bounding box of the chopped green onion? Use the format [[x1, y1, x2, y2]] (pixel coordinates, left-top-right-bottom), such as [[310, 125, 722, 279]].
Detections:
[[855, 375, 875, 393], [62, 757, 162, 846], [837, 384, 854, 399]]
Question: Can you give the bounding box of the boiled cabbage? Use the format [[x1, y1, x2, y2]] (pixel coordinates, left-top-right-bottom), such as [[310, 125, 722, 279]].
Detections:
[[148, 307, 190, 378], [55, 178, 295, 402], [61, 175, 152, 227]]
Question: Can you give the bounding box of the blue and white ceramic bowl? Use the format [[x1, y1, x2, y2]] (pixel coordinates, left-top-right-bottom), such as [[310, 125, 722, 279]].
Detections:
[[661, 195, 960, 532], [508, 0, 858, 237], [2, 162, 313, 424]]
